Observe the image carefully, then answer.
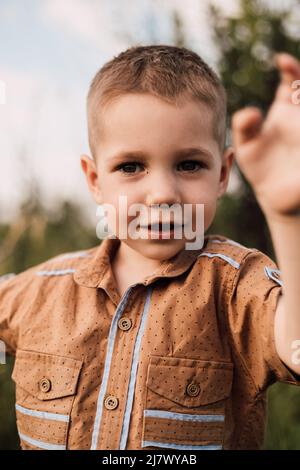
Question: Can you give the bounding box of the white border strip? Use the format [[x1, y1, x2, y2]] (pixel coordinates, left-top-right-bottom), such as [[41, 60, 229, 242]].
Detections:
[[58, 251, 92, 260], [198, 252, 240, 269], [36, 269, 76, 276], [144, 409, 224, 422], [119, 287, 153, 449], [210, 238, 245, 248], [16, 404, 69, 423], [90, 284, 138, 450], [0, 273, 16, 283], [19, 432, 66, 450], [264, 266, 283, 286], [142, 440, 222, 450]]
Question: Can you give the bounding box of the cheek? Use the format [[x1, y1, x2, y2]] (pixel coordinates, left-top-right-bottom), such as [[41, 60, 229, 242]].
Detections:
[[203, 198, 217, 229], [184, 178, 219, 205], [186, 187, 218, 231], [104, 194, 142, 235]]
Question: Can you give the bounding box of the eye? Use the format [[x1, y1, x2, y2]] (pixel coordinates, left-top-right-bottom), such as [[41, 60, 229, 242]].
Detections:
[[116, 162, 144, 174], [177, 160, 207, 172]]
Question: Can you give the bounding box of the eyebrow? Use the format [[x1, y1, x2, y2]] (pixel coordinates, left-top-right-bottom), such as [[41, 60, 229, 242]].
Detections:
[[108, 147, 213, 163]]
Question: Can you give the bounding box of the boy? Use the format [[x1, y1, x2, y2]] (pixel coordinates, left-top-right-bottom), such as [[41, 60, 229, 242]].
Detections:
[[0, 45, 300, 450]]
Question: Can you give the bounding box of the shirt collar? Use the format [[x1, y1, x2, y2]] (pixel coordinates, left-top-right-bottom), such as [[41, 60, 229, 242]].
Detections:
[[73, 235, 210, 290]]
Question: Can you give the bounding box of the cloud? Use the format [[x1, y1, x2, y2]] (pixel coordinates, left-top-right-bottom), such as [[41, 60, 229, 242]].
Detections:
[[39, 0, 237, 68], [40, 0, 214, 55], [0, 65, 91, 222], [40, 0, 133, 55], [41, 0, 106, 44], [0, 0, 239, 223]]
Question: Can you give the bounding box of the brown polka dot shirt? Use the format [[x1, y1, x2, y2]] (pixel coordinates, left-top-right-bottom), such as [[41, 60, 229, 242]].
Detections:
[[0, 234, 299, 450]]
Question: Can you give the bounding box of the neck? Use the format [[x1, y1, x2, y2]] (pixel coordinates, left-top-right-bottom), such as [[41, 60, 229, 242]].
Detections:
[[113, 240, 163, 275]]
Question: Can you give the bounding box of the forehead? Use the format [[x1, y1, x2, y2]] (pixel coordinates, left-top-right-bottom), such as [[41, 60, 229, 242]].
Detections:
[[97, 93, 217, 157]]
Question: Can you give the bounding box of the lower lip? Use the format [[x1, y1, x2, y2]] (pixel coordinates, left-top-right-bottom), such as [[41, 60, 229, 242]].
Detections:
[[140, 226, 182, 239]]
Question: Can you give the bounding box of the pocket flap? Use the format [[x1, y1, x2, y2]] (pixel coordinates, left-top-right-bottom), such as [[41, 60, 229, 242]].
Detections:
[[12, 350, 83, 400], [146, 355, 233, 407]]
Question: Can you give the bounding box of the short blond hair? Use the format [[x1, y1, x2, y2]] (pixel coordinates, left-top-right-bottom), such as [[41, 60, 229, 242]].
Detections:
[[87, 45, 227, 159]]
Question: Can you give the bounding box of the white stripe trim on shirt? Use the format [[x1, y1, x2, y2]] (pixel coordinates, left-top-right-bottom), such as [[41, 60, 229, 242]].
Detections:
[[264, 266, 283, 286], [119, 287, 153, 449], [209, 238, 245, 249], [144, 409, 225, 422], [57, 251, 92, 260], [197, 252, 240, 269], [16, 404, 69, 422], [90, 283, 139, 450], [141, 440, 222, 450], [0, 273, 16, 283], [36, 268, 76, 276], [18, 432, 66, 450]]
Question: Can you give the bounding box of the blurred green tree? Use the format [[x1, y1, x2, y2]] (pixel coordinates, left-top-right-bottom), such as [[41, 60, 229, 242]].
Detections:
[[1, 0, 300, 450], [0, 189, 99, 449], [208, 0, 300, 449], [209, 0, 300, 256]]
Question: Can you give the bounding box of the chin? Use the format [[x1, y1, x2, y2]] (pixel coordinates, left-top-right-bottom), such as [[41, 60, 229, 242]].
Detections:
[[138, 240, 186, 261]]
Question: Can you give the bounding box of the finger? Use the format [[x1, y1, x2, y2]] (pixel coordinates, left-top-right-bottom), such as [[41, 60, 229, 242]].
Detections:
[[275, 53, 300, 85], [232, 107, 263, 147]]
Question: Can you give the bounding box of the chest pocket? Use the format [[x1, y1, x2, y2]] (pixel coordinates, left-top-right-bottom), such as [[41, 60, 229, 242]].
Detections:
[[12, 349, 83, 450], [142, 355, 233, 450]]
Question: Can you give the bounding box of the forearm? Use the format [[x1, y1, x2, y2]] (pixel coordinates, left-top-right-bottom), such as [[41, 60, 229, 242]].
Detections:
[[266, 213, 300, 373], [232, 52, 300, 374]]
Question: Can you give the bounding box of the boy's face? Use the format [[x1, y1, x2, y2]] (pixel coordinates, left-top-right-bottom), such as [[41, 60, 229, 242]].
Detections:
[[81, 93, 233, 261]]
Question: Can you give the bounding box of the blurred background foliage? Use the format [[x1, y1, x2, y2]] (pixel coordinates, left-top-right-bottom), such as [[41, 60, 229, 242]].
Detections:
[[1, 0, 300, 450]]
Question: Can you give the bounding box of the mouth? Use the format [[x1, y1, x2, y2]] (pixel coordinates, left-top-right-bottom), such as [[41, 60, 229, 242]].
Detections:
[[140, 222, 184, 231]]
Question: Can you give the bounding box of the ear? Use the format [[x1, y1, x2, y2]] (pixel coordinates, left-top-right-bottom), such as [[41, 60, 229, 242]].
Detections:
[[80, 154, 103, 205], [217, 146, 234, 199]]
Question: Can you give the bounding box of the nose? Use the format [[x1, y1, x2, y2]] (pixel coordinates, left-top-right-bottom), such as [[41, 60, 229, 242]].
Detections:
[[145, 172, 181, 207]]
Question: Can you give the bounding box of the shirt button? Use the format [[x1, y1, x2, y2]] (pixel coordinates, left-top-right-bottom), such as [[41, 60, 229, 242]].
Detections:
[[186, 382, 200, 397], [39, 378, 52, 393], [104, 395, 119, 410], [118, 317, 132, 331]]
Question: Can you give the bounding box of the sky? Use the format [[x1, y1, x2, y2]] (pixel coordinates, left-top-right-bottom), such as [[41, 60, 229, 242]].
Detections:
[[0, 0, 238, 225]]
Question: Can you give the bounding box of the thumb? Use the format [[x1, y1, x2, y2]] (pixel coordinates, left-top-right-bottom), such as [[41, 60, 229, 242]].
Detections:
[[232, 107, 264, 147]]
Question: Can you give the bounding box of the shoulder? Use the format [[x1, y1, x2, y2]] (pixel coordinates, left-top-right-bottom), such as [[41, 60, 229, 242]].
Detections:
[[0, 245, 99, 292], [196, 234, 253, 269], [195, 234, 282, 287]]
